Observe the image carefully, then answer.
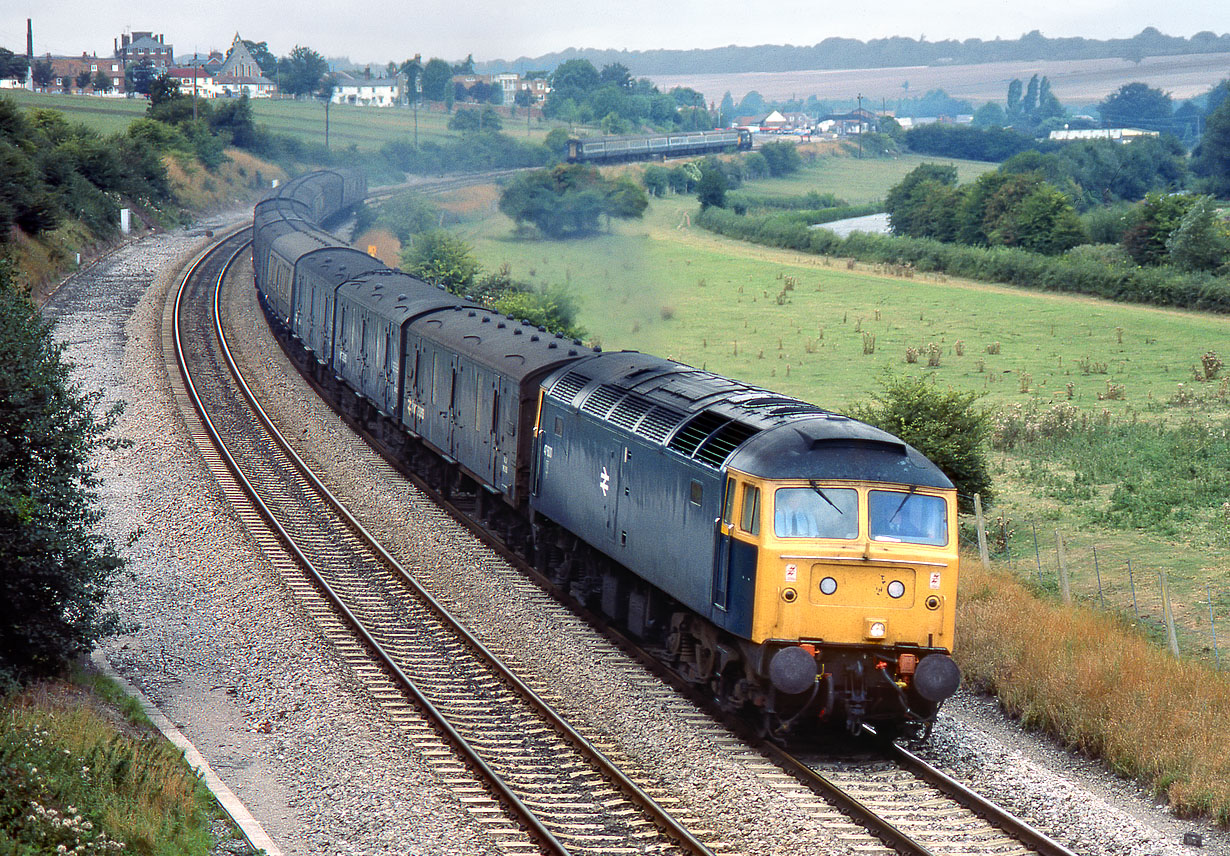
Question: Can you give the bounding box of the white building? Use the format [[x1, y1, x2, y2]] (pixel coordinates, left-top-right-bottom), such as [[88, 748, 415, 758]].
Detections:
[[1048, 128, 1160, 142], [330, 73, 401, 106]]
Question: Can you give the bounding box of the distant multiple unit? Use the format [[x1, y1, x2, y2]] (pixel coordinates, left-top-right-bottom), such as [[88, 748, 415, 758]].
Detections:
[[251, 169, 962, 739], [566, 129, 753, 163]]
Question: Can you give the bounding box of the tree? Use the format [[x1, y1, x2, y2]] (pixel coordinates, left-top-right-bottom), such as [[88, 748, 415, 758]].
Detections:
[[1098, 82, 1172, 131], [401, 230, 481, 293], [514, 89, 533, 109], [75, 69, 92, 91], [126, 60, 155, 95], [399, 56, 422, 102], [448, 106, 502, 133], [0, 48, 27, 83], [210, 94, 257, 148], [1122, 191, 1197, 266], [550, 59, 600, 102], [696, 162, 727, 209], [277, 46, 328, 97], [885, 163, 961, 240], [600, 63, 632, 90], [147, 73, 181, 107], [0, 263, 127, 684], [1192, 96, 1230, 196], [242, 40, 278, 77], [849, 372, 992, 513], [420, 58, 452, 101], [91, 70, 109, 92], [1165, 196, 1230, 272], [1006, 78, 1023, 118], [31, 59, 53, 89], [1022, 74, 1040, 116], [498, 164, 648, 237], [452, 54, 475, 75], [991, 184, 1086, 255], [972, 102, 1006, 128], [758, 141, 803, 176], [642, 164, 669, 197], [719, 91, 735, 126]]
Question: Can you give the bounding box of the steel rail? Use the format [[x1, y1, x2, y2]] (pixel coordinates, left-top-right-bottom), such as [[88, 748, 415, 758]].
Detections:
[[174, 230, 570, 856], [884, 737, 1079, 856]]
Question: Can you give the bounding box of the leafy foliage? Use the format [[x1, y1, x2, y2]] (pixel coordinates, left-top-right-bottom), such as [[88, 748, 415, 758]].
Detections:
[[1165, 196, 1230, 272], [904, 124, 1044, 162], [0, 266, 128, 684], [849, 372, 993, 512], [1098, 82, 1173, 132], [1121, 192, 1198, 266], [277, 46, 328, 98], [696, 162, 727, 210], [400, 230, 480, 293], [498, 164, 648, 238], [540, 58, 714, 131], [1191, 95, 1230, 196]]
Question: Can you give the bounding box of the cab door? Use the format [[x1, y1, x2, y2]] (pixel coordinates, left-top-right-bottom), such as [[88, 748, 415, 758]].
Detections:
[[711, 475, 736, 614]]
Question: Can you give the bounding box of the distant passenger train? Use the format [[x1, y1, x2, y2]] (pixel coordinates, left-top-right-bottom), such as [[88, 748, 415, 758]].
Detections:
[[566, 129, 753, 163], [251, 169, 962, 740]]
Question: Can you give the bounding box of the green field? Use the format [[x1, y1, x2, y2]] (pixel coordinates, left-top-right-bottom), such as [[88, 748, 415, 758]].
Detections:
[[1, 90, 557, 151], [456, 155, 1226, 419]]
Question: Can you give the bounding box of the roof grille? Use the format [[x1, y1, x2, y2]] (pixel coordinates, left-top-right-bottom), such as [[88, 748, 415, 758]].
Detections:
[[668, 411, 727, 458], [638, 406, 682, 443], [696, 420, 759, 467], [581, 385, 622, 418], [552, 372, 590, 403], [609, 394, 653, 430]]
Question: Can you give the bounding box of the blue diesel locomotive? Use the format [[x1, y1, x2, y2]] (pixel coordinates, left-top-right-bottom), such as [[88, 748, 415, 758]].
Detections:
[[251, 170, 962, 738]]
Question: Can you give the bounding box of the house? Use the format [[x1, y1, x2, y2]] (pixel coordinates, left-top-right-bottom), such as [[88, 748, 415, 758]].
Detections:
[[734, 115, 762, 132], [331, 72, 401, 106], [33, 53, 124, 94], [821, 108, 880, 135], [759, 110, 788, 132], [115, 31, 173, 69], [167, 66, 216, 98], [213, 33, 275, 97]]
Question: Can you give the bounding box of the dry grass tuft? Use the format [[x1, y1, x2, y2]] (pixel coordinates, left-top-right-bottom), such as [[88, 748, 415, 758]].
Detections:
[[957, 561, 1230, 825]]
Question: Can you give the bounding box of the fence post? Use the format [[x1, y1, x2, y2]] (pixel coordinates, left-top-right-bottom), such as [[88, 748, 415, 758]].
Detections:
[[1209, 583, 1220, 670], [1032, 522, 1042, 584], [1161, 571, 1180, 657], [1092, 545, 1105, 610], [1056, 530, 1071, 605], [1001, 517, 1013, 567], [1127, 559, 1139, 618], [974, 493, 991, 571]]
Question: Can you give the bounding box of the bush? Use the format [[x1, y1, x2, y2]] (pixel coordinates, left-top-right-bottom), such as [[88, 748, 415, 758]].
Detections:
[[0, 266, 127, 684], [849, 372, 993, 512], [399, 230, 480, 293]]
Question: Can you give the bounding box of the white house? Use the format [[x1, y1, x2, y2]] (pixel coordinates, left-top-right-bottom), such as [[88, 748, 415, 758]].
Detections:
[[331, 73, 401, 106], [1048, 127, 1160, 142]]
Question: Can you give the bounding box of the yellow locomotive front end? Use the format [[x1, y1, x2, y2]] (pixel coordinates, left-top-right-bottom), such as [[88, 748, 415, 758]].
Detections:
[[719, 469, 961, 735]]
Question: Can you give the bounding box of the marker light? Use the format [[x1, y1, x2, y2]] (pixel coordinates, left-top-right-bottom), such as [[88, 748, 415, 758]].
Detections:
[[887, 580, 905, 599], [819, 577, 838, 595]]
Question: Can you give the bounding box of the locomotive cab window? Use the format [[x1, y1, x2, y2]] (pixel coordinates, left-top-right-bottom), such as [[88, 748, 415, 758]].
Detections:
[[689, 480, 703, 506], [868, 490, 948, 546], [722, 478, 735, 525], [553, 415, 563, 435], [739, 484, 760, 535], [773, 487, 858, 539]]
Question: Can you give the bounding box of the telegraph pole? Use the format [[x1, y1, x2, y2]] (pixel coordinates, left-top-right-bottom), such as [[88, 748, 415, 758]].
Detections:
[[856, 92, 863, 159]]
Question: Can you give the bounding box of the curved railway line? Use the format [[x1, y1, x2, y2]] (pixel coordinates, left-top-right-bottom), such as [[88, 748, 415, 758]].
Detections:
[[168, 203, 1085, 856]]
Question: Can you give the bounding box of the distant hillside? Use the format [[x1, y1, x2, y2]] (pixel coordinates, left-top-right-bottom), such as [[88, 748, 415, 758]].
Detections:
[[476, 27, 1230, 76]]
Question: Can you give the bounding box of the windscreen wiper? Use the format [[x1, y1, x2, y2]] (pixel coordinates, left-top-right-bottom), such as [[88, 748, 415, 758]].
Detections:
[[809, 480, 843, 514]]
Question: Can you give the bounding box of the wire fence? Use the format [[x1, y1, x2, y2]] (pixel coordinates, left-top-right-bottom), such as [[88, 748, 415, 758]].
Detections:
[[959, 492, 1224, 670]]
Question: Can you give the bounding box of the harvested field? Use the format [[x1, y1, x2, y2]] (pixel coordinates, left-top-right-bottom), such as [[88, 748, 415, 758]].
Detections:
[[649, 51, 1230, 106]]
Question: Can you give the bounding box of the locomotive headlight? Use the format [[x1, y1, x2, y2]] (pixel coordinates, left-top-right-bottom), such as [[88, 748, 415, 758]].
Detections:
[[887, 580, 905, 599], [866, 620, 887, 639], [819, 577, 838, 596]]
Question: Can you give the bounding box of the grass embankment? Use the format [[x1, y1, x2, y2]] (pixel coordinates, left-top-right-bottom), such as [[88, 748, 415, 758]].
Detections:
[[1, 672, 226, 854], [959, 560, 1230, 824], [3, 90, 559, 153], [422, 152, 1229, 822]]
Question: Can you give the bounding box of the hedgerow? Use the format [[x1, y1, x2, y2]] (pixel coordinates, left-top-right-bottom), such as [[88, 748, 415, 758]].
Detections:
[[696, 207, 1230, 313]]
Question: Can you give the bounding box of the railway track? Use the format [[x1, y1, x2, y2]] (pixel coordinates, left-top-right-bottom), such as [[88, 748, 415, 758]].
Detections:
[[169, 228, 725, 856], [172, 212, 1088, 856]]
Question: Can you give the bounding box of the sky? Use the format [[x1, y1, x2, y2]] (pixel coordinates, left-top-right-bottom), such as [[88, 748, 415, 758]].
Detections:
[[2, 1, 1226, 67]]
